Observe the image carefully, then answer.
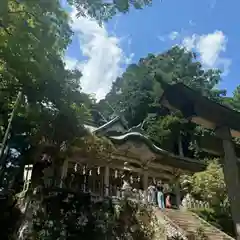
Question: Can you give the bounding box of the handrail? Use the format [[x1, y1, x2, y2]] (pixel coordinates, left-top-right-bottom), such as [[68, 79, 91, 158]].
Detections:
[[186, 199, 210, 209]]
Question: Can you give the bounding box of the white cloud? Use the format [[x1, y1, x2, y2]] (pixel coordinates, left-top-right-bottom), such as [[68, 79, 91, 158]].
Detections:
[[65, 57, 78, 70], [125, 53, 134, 65], [169, 31, 179, 40], [182, 31, 231, 76], [182, 34, 197, 51], [67, 8, 132, 101]]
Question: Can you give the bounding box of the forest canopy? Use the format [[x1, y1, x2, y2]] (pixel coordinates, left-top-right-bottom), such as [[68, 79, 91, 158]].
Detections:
[[95, 46, 239, 156]]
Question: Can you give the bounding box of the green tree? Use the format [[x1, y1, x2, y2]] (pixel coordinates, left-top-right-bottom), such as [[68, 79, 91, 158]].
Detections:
[[0, 0, 94, 187], [224, 85, 240, 111], [97, 46, 226, 154], [232, 85, 240, 110], [183, 159, 227, 206], [68, 0, 152, 21], [180, 160, 234, 236]]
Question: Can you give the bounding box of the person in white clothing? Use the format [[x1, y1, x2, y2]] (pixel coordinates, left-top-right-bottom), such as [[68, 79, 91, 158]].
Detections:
[[148, 184, 156, 205]]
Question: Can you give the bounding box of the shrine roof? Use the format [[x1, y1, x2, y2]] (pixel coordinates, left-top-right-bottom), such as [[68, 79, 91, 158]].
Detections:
[[84, 116, 128, 135], [95, 116, 127, 132], [109, 132, 206, 172], [83, 124, 98, 133], [160, 83, 240, 137], [83, 114, 206, 173]]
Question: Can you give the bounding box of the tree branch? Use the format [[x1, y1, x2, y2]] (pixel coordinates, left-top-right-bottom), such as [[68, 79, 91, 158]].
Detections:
[[13, 0, 39, 20], [0, 21, 12, 35]]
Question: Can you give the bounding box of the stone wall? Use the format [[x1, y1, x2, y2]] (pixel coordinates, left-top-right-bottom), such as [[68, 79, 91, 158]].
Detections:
[[16, 189, 170, 240]]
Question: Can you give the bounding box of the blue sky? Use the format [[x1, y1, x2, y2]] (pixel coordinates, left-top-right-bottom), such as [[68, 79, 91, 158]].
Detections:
[[65, 0, 240, 100]]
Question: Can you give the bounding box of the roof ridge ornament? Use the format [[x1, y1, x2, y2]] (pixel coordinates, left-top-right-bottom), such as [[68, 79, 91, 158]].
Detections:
[[105, 101, 129, 129]]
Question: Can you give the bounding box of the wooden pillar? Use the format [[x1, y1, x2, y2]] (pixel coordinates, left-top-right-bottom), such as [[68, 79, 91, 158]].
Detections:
[[104, 165, 110, 197], [178, 134, 184, 157], [82, 165, 86, 192], [143, 168, 148, 204], [85, 166, 90, 192], [23, 164, 33, 191], [60, 159, 68, 188], [92, 167, 97, 194], [95, 167, 101, 195], [88, 169, 93, 192], [99, 167, 104, 196], [175, 179, 181, 209], [216, 126, 240, 239]]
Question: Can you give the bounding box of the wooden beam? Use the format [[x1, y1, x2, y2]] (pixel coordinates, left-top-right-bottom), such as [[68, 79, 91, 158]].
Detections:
[[68, 157, 174, 180], [216, 126, 240, 239]]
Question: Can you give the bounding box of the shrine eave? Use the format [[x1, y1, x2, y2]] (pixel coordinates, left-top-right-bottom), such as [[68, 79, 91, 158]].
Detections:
[[93, 116, 128, 133], [160, 83, 240, 138], [109, 132, 206, 173], [83, 124, 98, 133]]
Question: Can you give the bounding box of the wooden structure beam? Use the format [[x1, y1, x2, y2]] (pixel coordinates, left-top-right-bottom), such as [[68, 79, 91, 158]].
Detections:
[[160, 82, 240, 239]]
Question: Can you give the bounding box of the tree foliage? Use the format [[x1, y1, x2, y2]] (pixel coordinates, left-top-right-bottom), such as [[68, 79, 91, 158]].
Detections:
[[68, 133, 115, 162], [0, 0, 96, 190], [180, 159, 227, 207], [0, 1, 90, 146], [180, 160, 234, 236], [96, 46, 227, 155], [18, 192, 162, 240], [68, 0, 152, 21], [224, 85, 240, 111]]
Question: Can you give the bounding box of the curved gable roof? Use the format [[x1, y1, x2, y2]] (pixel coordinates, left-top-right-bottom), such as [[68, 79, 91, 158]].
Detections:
[[109, 132, 206, 172]]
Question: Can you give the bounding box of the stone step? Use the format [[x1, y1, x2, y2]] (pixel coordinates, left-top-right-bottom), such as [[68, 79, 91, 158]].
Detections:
[[160, 209, 234, 240]]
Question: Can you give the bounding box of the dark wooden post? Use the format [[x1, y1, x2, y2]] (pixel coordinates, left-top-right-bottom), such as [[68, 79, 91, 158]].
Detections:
[[216, 126, 240, 239], [159, 83, 240, 239]]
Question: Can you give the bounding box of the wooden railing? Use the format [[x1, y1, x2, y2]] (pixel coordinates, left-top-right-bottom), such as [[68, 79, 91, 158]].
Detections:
[[185, 199, 210, 209], [181, 194, 210, 209]]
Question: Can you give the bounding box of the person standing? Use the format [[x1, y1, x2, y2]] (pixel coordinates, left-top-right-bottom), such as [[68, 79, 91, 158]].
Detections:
[[122, 178, 132, 198], [157, 186, 165, 209], [148, 182, 156, 205], [166, 193, 172, 208]]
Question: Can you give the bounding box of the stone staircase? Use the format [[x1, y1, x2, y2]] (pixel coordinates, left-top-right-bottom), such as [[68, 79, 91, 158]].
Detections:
[[158, 208, 234, 240]]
